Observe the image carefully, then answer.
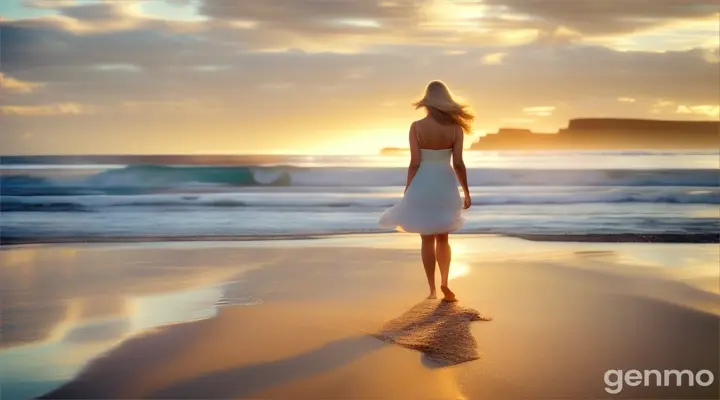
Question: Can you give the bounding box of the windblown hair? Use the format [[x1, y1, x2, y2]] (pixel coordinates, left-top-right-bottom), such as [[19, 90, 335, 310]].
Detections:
[[412, 80, 474, 133]]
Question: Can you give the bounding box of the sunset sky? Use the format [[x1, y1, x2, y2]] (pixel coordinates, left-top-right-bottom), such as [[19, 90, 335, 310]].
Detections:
[[1, 0, 718, 155]]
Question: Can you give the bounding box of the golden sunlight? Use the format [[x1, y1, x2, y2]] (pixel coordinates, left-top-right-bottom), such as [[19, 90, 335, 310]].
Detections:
[[448, 262, 470, 281], [310, 127, 410, 155], [446, 240, 473, 281], [426, 0, 489, 25]]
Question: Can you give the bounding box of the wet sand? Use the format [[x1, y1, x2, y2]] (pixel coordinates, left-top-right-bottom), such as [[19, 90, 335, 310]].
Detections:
[[0, 235, 718, 399]]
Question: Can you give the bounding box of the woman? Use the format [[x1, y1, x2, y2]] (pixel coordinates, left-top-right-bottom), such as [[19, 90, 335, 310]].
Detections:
[[379, 80, 473, 302]]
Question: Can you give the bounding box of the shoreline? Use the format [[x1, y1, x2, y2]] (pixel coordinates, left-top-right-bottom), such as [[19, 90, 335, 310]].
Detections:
[[2, 232, 718, 246]]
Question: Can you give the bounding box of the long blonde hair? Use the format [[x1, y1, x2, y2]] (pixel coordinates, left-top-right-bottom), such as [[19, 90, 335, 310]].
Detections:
[[412, 80, 474, 133]]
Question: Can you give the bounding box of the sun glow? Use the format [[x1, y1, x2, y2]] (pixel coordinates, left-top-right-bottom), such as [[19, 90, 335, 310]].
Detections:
[[446, 240, 474, 281], [449, 262, 470, 281], [308, 126, 410, 155], [425, 0, 489, 27]]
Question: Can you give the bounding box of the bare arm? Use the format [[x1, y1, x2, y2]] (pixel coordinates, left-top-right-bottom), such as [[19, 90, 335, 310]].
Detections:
[[405, 122, 421, 193], [452, 128, 471, 208]]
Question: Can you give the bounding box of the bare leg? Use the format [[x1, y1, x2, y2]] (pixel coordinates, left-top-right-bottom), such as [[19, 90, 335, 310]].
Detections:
[[436, 233, 457, 302], [420, 235, 437, 299]]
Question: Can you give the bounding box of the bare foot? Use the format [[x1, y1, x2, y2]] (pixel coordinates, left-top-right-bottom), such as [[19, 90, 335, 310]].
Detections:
[[441, 285, 457, 302], [427, 291, 437, 300]]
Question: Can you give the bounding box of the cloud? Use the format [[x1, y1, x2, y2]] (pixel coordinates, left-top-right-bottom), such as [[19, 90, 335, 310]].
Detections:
[[1, 103, 91, 116], [482, 0, 719, 36], [120, 99, 202, 111], [502, 117, 536, 124], [523, 106, 556, 117], [8, 1, 205, 34], [480, 52, 507, 65], [702, 46, 720, 63], [644, 99, 719, 120], [9, 0, 719, 52], [676, 104, 720, 118], [2, 21, 717, 121], [1, 1, 718, 153], [23, 2, 142, 33], [191, 0, 547, 50], [0, 72, 43, 93], [0, 23, 213, 71], [59, 2, 132, 22], [198, 0, 423, 25], [21, 0, 77, 10], [649, 99, 677, 114], [581, 15, 720, 53], [3, 19, 717, 110]]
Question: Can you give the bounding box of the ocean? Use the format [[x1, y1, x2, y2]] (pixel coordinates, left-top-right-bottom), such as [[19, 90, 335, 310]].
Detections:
[[1, 150, 718, 244]]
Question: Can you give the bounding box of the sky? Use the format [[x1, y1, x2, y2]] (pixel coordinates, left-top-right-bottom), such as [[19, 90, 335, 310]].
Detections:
[[1, 0, 718, 155]]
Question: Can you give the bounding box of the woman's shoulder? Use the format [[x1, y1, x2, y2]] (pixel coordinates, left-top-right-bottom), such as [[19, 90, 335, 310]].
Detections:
[[412, 116, 431, 126]]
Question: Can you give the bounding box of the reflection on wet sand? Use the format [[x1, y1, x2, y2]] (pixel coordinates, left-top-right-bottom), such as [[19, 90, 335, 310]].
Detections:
[[19, 244, 472, 400], [0, 245, 271, 400], [0, 245, 268, 348], [38, 300, 477, 400]]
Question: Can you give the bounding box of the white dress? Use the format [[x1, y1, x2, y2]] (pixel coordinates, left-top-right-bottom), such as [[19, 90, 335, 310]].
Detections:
[[379, 149, 464, 234]]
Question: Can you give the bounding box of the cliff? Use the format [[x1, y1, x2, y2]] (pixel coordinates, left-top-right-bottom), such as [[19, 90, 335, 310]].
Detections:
[[567, 118, 718, 132], [471, 118, 719, 150]]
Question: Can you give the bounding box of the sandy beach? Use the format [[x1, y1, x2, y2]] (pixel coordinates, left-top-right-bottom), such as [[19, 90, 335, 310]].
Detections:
[[1, 234, 718, 399]]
